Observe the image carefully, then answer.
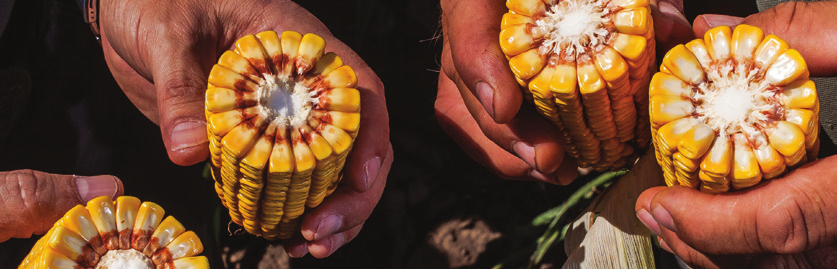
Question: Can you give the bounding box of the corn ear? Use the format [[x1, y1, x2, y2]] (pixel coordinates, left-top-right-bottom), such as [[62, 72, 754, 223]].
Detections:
[[649, 25, 819, 193], [500, 0, 655, 170], [18, 196, 208, 269], [206, 30, 360, 239]]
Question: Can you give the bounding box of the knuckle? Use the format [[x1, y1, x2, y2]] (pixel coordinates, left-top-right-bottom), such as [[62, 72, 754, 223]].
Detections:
[[762, 1, 809, 36], [158, 73, 207, 111], [757, 193, 809, 254], [2, 170, 52, 227]]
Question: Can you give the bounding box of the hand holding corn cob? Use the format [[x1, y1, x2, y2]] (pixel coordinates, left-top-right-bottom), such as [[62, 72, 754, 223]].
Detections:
[[636, 2, 837, 267], [96, 0, 391, 258], [437, 0, 578, 184], [436, 0, 693, 183], [0, 170, 122, 243]]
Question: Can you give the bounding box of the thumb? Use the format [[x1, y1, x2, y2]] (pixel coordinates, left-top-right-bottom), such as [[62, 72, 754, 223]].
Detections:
[[693, 1, 837, 76], [151, 37, 215, 166], [639, 156, 837, 256], [0, 170, 123, 242], [442, 0, 522, 123]]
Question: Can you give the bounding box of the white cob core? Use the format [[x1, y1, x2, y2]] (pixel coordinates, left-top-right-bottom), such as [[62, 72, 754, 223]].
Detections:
[[535, 0, 611, 58], [258, 73, 316, 128], [95, 249, 153, 269], [695, 62, 777, 136]]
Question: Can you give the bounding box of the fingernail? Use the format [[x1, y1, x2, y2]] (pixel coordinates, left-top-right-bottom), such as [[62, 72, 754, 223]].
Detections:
[[476, 82, 495, 118], [636, 209, 661, 236], [328, 233, 345, 253], [652, 206, 677, 233], [310, 233, 345, 258], [170, 121, 208, 152], [528, 169, 555, 184], [314, 215, 343, 240], [659, 1, 691, 27], [75, 175, 119, 201], [702, 14, 744, 28], [513, 142, 537, 170], [286, 242, 309, 258], [363, 157, 381, 191], [658, 236, 673, 253]]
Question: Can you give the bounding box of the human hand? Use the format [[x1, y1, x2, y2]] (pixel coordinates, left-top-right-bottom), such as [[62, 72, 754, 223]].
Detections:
[[0, 170, 123, 242], [97, 0, 391, 258], [636, 4, 837, 267], [435, 0, 691, 184]]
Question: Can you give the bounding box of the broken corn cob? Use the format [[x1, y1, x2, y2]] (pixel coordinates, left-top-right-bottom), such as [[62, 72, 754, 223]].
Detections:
[[650, 25, 819, 193], [206, 30, 360, 240], [18, 196, 208, 269], [500, 0, 655, 170]]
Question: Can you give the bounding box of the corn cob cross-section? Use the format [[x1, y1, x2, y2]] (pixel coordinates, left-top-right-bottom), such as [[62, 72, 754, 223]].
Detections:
[[19, 196, 208, 269], [500, 0, 656, 170], [650, 25, 819, 193], [206, 30, 360, 240]]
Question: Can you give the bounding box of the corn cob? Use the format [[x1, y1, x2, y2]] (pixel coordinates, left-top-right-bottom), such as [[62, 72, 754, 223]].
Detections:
[[18, 196, 208, 269], [206, 30, 360, 239], [500, 0, 655, 171], [649, 24, 819, 193]]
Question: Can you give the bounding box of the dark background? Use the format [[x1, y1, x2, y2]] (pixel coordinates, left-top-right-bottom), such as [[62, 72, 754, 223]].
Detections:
[[0, 0, 758, 268]]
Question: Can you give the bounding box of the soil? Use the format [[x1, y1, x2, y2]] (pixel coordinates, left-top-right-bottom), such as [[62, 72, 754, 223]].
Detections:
[[0, 0, 759, 268]]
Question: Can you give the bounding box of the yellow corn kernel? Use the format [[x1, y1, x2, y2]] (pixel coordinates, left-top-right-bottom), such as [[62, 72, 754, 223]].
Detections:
[[296, 33, 326, 75], [613, 8, 650, 35], [730, 24, 764, 61], [704, 25, 732, 61], [662, 45, 705, 85], [765, 49, 808, 85], [753, 35, 789, 67], [500, 24, 536, 57], [505, 0, 544, 17]]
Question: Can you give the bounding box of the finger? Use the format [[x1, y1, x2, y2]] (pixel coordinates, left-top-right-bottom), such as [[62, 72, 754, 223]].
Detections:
[[149, 28, 216, 166], [649, 0, 694, 52], [646, 156, 837, 256], [441, 0, 521, 123], [694, 1, 837, 76], [639, 191, 751, 269], [441, 42, 570, 178], [101, 38, 160, 124], [656, 227, 750, 269], [299, 144, 392, 242], [308, 223, 363, 258], [436, 70, 577, 183], [0, 170, 123, 242], [283, 235, 309, 258]]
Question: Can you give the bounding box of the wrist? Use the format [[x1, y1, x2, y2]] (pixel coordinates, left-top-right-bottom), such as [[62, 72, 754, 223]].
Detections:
[[76, 0, 100, 42]]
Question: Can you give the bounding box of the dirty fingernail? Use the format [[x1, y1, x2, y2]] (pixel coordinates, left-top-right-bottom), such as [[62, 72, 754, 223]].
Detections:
[[476, 82, 495, 119], [314, 215, 343, 240], [363, 157, 381, 191], [652, 205, 678, 233], [513, 142, 537, 171], [636, 209, 661, 236], [76, 175, 119, 201], [702, 14, 744, 28], [170, 121, 208, 151]]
